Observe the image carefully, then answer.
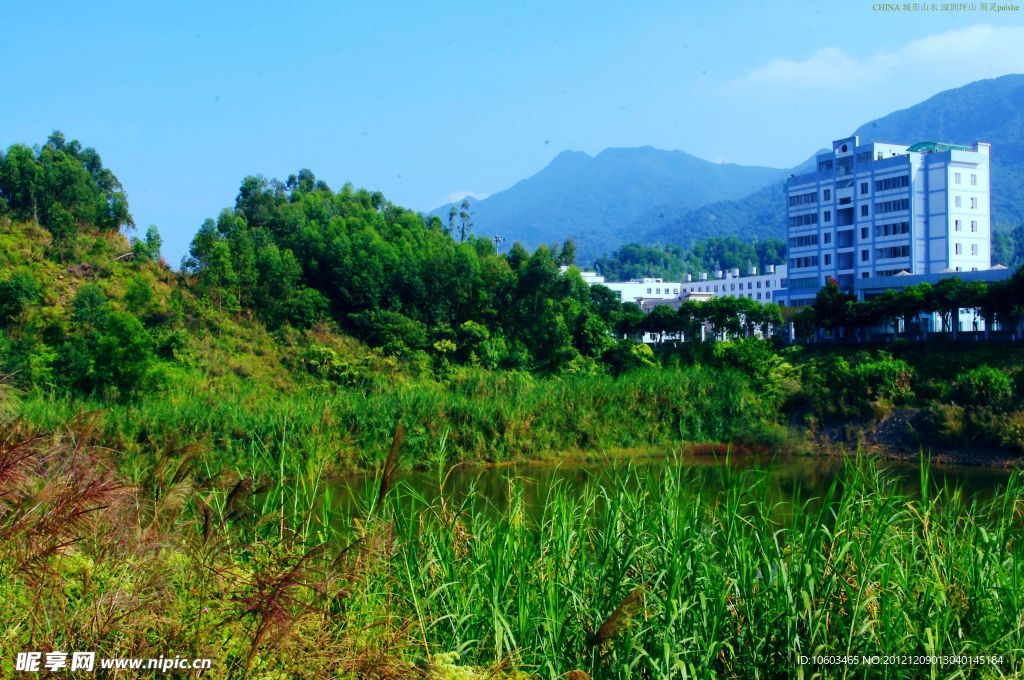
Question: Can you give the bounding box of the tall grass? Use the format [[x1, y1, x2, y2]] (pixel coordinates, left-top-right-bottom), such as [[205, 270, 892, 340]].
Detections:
[[13, 365, 780, 479], [5, 414, 1022, 677], [376, 457, 1024, 677]]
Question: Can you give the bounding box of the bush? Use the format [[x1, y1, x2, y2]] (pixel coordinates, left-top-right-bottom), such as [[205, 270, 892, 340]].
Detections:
[[602, 340, 656, 376], [848, 356, 914, 403], [0, 272, 42, 326], [953, 366, 1014, 412], [921, 403, 967, 444], [711, 338, 800, 405], [55, 311, 159, 398]]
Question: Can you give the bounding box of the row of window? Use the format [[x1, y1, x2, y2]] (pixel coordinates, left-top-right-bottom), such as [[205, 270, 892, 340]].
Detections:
[[876, 221, 910, 237], [681, 280, 781, 293], [877, 245, 910, 260], [788, 192, 817, 207], [876, 198, 910, 214], [953, 172, 978, 186], [788, 276, 820, 290], [953, 195, 979, 209], [790, 255, 819, 269], [954, 243, 980, 256], [789, 213, 819, 228], [789, 234, 818, 248], [644, 288, 679, 295], [874, 175, 909, 192], [953, 219, 979, 233]]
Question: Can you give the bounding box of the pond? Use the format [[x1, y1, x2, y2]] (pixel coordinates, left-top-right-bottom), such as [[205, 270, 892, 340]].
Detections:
[[329, 452, 1016, 523]]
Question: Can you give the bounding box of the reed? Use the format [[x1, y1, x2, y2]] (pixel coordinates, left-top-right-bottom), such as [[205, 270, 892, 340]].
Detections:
[[3, 415, 1022, 677]]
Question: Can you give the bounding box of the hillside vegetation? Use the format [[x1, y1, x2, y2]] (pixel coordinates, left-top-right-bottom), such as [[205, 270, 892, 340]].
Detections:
[[3, 133, 1024, 677]]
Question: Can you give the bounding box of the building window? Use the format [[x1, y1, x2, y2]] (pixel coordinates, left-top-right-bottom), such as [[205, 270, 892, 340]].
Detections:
[[971, 197, 978, 209], [955, 243, 962, 255], [789, 234, 819, 248], [955, 219, 961, 232], [860, 227, 869, 239], [823, 210, 832, 222], [875, 221, 910, 237], [789, 213, 819, 228], [824, 254, 832, 266], [860, 182, 868, 195], [789, 192, 818, 207], [823, 189, 831, 201], [876, 245, 910, 260], [824, 232, 832, 244], [747, 282, 753, 289], [860, 205, 869, 218], [766, 291, 771, 299], [756, 292, 762, 300], [861, 272, 870, 278], [971, 244, 978, 256], [954, 172, 961, 184], [646, 288, 651, 294], [875, 198, 909, 214], [955, 196, 961, 208], [970, 220, 978, 233], [971, 173, 977, 186], [861, 249, 869, 262], [756, 281, 761, 288], [874, 175, 909, 192]]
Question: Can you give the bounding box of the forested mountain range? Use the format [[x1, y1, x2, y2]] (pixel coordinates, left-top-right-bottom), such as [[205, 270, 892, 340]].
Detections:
[[436, 75, 1024, 267], [431, 147, 787, 264]]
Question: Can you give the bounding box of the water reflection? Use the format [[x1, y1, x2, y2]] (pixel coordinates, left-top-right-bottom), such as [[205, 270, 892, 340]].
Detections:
[[330, 453, 1014, 523]]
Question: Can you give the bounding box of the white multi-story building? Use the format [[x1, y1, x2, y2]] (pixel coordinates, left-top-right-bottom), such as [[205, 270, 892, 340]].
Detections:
[[574, 267, 787, 306], [677, 265, 788, 304], [778, 136, 991, 306]]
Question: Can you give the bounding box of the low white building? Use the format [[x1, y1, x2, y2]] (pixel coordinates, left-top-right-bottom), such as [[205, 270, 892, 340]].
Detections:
[[599, 277, 682, 304], [570, 265, 787, 307], [678, 265, 788, 303]]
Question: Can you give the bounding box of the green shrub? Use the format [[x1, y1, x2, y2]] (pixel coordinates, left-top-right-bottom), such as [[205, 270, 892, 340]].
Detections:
[[0, 271, 41, 326], [953, 365, 1014, 411], [994, 411, 1024, 453], [921, 403, 967, 444], [601, 340, 656, 376], [711, 338, 800, 405], [848, 356, 914, 403]]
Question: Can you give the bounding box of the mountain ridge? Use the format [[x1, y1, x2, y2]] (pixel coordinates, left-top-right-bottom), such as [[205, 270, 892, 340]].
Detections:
[[434, 74, 1024, 264]]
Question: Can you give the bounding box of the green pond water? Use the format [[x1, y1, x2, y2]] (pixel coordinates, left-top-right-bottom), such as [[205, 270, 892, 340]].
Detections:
[[329, 453, 1016, 522]]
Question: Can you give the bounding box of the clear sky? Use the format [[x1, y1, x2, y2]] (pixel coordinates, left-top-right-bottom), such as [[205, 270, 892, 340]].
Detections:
[[2, 0, 1023, 264]]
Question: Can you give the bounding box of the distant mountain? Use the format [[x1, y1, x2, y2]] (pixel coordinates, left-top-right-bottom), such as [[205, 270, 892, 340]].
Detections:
[[643, 74, 1024, 249], [431, 147, 787, 263]]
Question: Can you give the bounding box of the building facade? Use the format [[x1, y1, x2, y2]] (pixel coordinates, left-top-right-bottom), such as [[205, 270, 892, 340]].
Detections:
[[778, 136, 991, 306], [677, 265, 787, 304], [576, 267, 787, 306]]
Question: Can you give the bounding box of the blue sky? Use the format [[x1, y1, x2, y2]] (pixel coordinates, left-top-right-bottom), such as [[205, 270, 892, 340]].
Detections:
[[2, 1, 1023, 264]]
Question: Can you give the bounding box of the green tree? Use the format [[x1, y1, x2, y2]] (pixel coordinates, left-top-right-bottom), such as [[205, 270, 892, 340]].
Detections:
[[0, 272, 42, 328], [458, 199, 473, 243], [644, 304, 680, 343]]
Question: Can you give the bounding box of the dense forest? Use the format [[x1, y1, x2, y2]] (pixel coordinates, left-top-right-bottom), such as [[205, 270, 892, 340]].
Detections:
[[2, 132, 1024, 404], [592, 238, 787, 282]]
